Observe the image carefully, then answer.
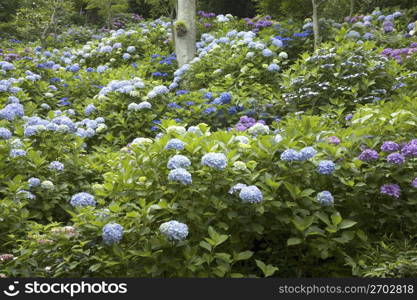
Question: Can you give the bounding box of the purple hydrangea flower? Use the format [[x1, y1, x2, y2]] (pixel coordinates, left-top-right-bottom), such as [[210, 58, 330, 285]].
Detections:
[[386, 153, 405, 164], [381, 141, 400, 152], [380, 184, 401, 198], [358, 149, 379, 161]]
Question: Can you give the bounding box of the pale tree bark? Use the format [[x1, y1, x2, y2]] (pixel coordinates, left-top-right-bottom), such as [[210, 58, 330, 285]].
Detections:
[[175, 0, 196, 67], [312, 0, 320, 51], [41, 1, 58, 48]]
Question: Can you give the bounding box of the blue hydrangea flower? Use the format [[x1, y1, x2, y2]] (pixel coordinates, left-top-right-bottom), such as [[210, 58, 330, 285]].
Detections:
[[317, 191, 334, 206], [85, 104, 96, 116], [280, 149, 300, 161], [49, 161, 64, 171], [165, 139, 185, 150], [316, 160, 336, 175], [201, 153, 227, 170], [267, 63, 280, 72], [10, 149, 26, 158], [17, 189, 36, 200], [262, 49, 274, 57], [28, 177, 41, 188], [70, 192, 96, 207], [0, 127, 12, 139], [168, 168, 192, 185], [167, 155, 191, 169], [127, 46, 136, 53], [239, 185, 263, 203], [159, 220, 189, 241], [229, 183, 247, 194], [299, 147, 317, 160], [137, 101, 152, 109], [102, 223, 124, 245]]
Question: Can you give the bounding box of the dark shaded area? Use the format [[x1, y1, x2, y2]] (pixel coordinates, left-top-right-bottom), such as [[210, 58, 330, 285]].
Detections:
[[197, 0, 257, 18]]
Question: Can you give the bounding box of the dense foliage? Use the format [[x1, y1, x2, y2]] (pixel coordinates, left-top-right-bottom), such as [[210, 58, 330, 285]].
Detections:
[[1, 3, 417, 278]]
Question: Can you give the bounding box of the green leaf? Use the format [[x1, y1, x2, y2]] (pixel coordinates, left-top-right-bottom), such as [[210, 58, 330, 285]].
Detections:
[[255, 260, 279, 277], [331, 212, 342, 226], [287, 237, 302, 246], [234, 250, 253, 261], [339, 220, 357, 229], [199, 241, 212, 251]]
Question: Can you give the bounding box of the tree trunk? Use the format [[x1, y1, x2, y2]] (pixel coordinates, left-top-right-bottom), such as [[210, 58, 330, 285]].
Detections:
[[41, 5, 57, 48], [107, 1, 112, 30], [175, 0, 196, 67], [312, 0, 320, 51], [349, 0, 355, 17], [170, 6, 176, 46]]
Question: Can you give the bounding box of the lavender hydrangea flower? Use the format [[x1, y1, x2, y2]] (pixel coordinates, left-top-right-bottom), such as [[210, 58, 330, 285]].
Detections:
[[411, 178, 417, 188], [167, 155, 191, 170], [168, 168, 192, 185], [316, 191, 334, 206], [102, 223, 124, 245], [239, 185, 263, 203], [381, 141, 399, 152], [201, 153, 227, 170], [326, 136, 340, 145], [70, 192, 96, 207], [165, 139, 185, 150], [317, 160, 336, 175], [380, 184, 401, 198], [386, 153, 405, 164], [401, 140, 417, 157], [159, 220, 189, 241], [358, 149, 379, 161], [48, 161, 64, 171]]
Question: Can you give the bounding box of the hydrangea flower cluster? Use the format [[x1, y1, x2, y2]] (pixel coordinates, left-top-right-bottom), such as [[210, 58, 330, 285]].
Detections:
[[0, 127, 12, 139], [98, 78, 145, 96], [102, 223, 124, 245], [159, 220, 189, 241], [316, 160, 336, 175], [201, 153, 227, 170], [358, 149, 379, 161], [235, 116, 265, 132], [247, 123, 270, 135], [70, 192, 96, 207], [386, 153, 405, 164], [165, 139, 185, 150], [128, 101, 152, 111], [381, 141, 400, 152], [380, 184, 401, 198], [48, 161, 64, 171], [28, 177, 41, 188], [239, 185, 263, 203], [167, 155, 191, 170], [316, 191, 334, 206], [168, 168, 192, 185], [401, 139, 417, 157]]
